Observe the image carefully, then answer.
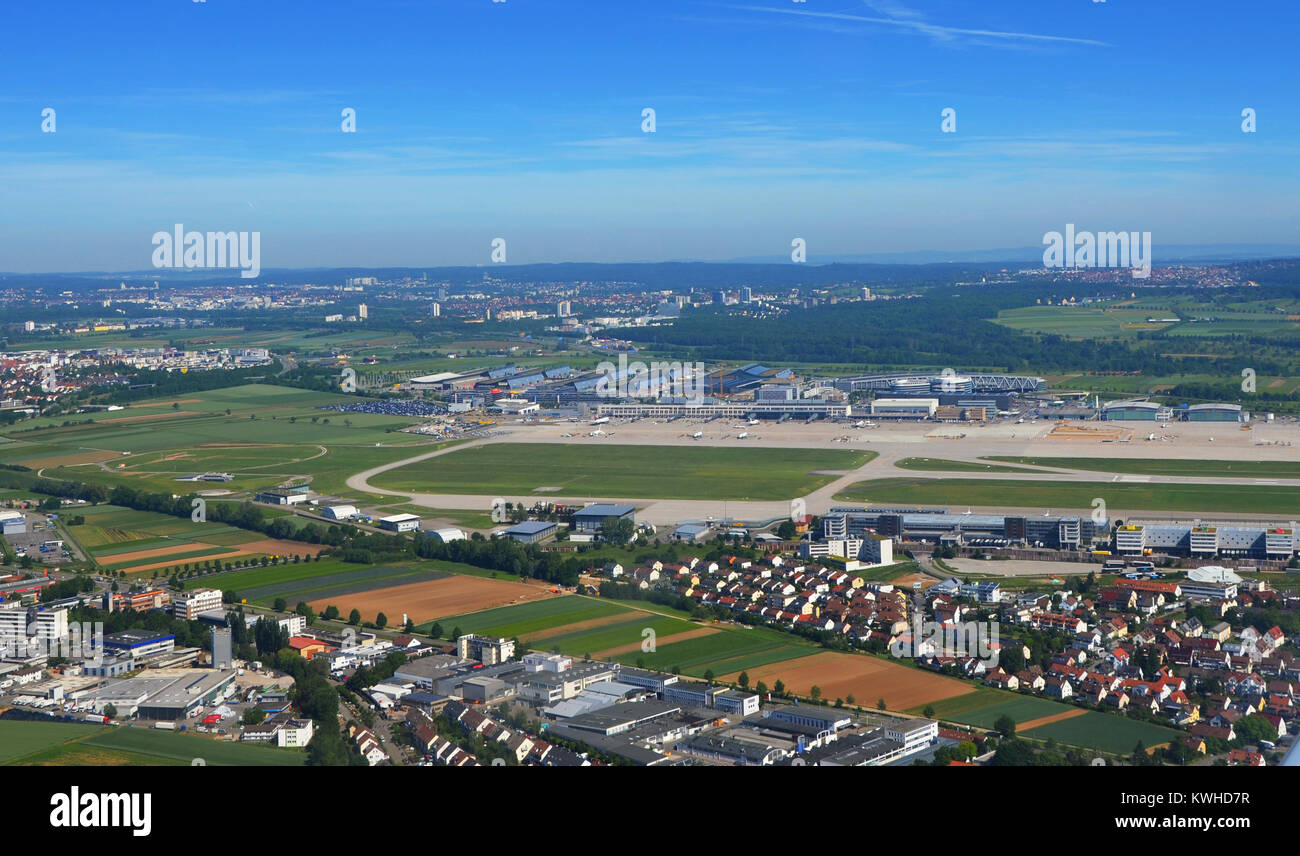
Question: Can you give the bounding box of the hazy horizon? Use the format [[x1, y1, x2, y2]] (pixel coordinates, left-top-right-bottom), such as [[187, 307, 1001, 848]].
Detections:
[[2, 0, 1297, 273]]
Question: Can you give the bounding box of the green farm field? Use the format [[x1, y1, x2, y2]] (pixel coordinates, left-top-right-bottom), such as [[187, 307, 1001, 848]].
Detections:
[[1024, 711, 1183, 754], [239, 563, 449, 605], [616, 624, 815, 675], [0, 721, 106, 763], [0, 720, 303, 766], [429, 596, 634, 638], [835, 477, 1300, 515], [81, 727, 306, 766], [909, 689, 1072, 728], [538, 615, 700, 655], [375, 443, 876, 500]]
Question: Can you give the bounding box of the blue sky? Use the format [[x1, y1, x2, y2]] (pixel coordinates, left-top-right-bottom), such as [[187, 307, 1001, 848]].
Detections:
[[1, 0, 1296, 272]]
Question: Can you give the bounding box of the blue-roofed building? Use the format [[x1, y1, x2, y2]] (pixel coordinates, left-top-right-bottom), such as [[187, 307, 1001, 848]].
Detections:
[[503, 520, 558, 543], [573, 504, 636, 534]]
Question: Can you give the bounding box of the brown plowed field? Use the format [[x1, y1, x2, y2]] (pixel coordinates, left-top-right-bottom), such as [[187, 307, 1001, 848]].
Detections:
[[308, 574, 557, 624], [721, 651, 973, 710]]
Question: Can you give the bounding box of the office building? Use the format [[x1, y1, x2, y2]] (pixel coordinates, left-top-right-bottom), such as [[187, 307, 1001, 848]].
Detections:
[[457, 634, 515, 665], [172, 588, 223, 620]]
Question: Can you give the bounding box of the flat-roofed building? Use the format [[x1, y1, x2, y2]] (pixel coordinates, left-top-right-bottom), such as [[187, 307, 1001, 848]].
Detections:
[[714, 689, 761, 716], [255, 488, 309, 505], [457, 634, 515, 665], [616, 667, 680, 693], [393, 654, 462, 688], [557, 699, 681, 736], [134, 669, 238, 720], [794, 728, 906, 766], [378, 513, 421, 532], [0, 605, 68, 644], [1115, 525, 1146, 554], [171, 587, 223, 620], [764, 704, 852, 733], [103, 629, 175, 660], [1189, 526, 1219, 555], [870, 397, 938, 418], [861, 532, 893, 565], [518, 661, 616, 703], [677, 733, 785, 765], [885, 717, 939, 754]]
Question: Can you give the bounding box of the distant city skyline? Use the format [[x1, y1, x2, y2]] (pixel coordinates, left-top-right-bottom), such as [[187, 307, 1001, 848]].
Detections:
[[2, 0, 1297, 273]]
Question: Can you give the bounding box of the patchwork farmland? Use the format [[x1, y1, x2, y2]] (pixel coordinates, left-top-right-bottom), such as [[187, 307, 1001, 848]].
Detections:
[[435, 596, 920, 691], [66, 504, 323, 576]]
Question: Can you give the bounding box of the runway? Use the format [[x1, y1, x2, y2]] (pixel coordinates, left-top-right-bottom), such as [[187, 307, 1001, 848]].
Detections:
[[346, 416, 1300, 528]]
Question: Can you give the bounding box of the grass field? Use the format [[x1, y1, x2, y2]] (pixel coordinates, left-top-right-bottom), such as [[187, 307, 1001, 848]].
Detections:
[[835, 477, 1300, 515], [373, 443, 875, 500], [895, 457, 1050, 474], [427, 596, 633, 638], [0, 720, 303, 766], [617, 623, 814, 674], [537, 615, 700, 656], [0, 721, 106, 763], [9, 741, 186, 766], [0, 383, 449, 499], [910, 689, 1074, 728], [988, 455, 1300, 478], [80, 727, 306, 765], [1024, 711, 1183, 754]]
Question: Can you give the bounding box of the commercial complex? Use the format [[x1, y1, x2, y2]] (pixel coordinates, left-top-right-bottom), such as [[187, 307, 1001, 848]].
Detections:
[[820, 507, 1108, 550]]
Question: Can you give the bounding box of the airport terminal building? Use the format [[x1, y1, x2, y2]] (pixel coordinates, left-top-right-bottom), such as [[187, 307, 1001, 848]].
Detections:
[[820, 507, 1107, 550]]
